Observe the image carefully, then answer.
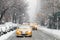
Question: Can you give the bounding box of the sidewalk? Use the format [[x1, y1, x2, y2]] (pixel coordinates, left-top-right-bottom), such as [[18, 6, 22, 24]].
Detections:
[[0, 30, 15, 40]]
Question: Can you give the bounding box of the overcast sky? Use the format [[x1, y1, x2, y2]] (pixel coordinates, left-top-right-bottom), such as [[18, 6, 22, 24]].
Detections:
[[26, 0, 40, 22]]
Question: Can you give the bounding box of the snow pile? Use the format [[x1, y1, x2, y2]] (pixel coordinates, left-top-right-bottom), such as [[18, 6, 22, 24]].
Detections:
[[0, 30, 15, 40], [5, 22, 13, 26], [38, 26, 60, 39], [4, 22, 18, 28]]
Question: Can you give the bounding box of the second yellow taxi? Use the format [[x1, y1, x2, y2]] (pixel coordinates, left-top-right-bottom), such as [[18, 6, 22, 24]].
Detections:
[[30, 23, 38, 30]]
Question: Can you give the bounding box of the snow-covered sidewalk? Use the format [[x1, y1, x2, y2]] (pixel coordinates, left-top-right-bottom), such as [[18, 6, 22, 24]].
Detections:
[[38, 26, 60, 39], [0, 30, 15, 40]]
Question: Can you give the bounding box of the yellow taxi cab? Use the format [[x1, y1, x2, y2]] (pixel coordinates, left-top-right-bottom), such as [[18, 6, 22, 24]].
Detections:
[[30, 23, 38, 30], [16, 25, 32, 37]]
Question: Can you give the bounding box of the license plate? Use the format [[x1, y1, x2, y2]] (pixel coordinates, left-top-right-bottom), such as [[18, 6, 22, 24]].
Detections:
[[22, 31, 26, 34]]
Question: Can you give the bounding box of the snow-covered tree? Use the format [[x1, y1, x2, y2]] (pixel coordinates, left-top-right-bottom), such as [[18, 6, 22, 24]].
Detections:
[[0, 0, 28, 23]]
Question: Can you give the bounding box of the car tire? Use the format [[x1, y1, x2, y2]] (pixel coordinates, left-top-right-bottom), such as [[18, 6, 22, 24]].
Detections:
[[4, 32, 7, 34], [36, 28, 37, 30], [11, 29, 13, 31], [29, 35, 32, 37], [16, 36, 20, 37], [16, 35, 23, 37], [16, 36, 19, 37]]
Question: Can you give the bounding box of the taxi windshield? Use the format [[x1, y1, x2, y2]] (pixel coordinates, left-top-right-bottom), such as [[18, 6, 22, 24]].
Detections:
[[19, 25, 30, 29]]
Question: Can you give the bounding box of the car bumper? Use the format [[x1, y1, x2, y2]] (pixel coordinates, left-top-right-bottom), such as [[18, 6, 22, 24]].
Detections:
[[2, 31, 7, 33], [16, 32, 32, 37], [16, 34, 32, 37]]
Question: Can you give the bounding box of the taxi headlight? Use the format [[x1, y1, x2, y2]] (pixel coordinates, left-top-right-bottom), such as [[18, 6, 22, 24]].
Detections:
[[16, 30, 22, 34], [26, 31, 32, 34]]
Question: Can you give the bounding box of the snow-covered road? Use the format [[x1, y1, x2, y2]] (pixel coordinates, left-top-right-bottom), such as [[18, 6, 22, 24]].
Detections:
[[0, 25, 60, 40], [38, 26, 60, 40]]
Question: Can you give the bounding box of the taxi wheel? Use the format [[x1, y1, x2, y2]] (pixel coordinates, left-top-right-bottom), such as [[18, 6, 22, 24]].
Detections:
[[16, 36, 19, 37], [29, 35, 32, 37], [33, 28, 35, 30], [36, 28, 37, 30], [25, 35, 32, 37], [16, 35, 23, 37]]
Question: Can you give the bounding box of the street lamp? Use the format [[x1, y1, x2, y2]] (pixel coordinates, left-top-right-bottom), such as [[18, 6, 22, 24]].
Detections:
[[13, 13, 17, 23], [57, 16, 59, 30]]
